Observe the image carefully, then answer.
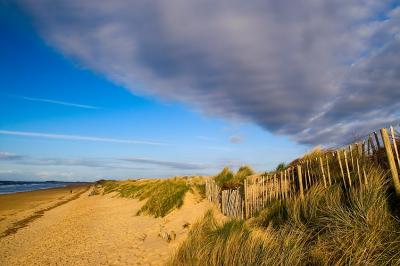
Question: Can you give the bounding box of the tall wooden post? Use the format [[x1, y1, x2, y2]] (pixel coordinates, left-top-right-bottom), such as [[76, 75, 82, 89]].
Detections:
[[297, 165, 304, 200], [381, 128, 400, 196]]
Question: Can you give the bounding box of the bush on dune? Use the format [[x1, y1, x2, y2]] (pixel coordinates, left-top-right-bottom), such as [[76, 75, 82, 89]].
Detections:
[[170, 166, 400, 265]]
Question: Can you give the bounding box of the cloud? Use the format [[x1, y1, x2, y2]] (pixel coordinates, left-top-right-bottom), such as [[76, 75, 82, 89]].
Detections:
[[121, 157, 209, 170], [0, 151, 24, 160], [19, 1, 400, 145], [229, 134, 244, 144], [0, 130, 168, 146], [18, 157, 148, 170], [15, 95, 101, 109]]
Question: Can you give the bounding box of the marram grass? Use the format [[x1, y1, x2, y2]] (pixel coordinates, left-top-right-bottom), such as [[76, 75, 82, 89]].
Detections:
[[169, 166, 400, 265], [214, 165, 254, 188], [102, 178, 190, 217]]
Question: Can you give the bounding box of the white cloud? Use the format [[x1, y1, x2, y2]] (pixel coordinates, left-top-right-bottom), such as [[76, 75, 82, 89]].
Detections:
[[0, 151, 24, 160], [17, 95, 100, 109], [0, 130, 168, 145]]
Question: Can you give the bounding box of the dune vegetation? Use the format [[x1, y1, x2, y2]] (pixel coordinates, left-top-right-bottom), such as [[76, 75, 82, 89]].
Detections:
[[169, 166, 400, 265], [101, 178, 193, 217], [214, 166, 255, 188]]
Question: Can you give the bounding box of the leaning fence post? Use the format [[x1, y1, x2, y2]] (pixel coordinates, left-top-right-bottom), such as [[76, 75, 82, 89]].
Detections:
[[381, 128, 400, 196], [297, 165, 304, 200]]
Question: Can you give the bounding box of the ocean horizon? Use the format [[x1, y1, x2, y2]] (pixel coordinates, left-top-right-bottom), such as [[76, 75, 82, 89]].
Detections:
[[0, 180, 91, 195]]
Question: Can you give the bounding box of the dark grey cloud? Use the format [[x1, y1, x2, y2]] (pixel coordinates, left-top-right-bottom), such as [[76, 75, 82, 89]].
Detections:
[[19, 0, 400, 145], [121, 158, 209, 170]]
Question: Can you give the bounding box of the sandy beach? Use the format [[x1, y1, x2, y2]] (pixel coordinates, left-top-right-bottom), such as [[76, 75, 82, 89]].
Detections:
[[0, 186, 211, 266]]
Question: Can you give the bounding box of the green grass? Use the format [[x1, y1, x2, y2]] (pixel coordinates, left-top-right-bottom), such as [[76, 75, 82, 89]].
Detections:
[[169, 166, 400, 265], [275, 162, 287, 171], [214, 166, 254, 188], [102, 178, 191, 217]]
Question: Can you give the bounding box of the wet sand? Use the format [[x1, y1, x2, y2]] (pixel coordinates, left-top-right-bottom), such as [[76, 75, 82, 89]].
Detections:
[[0, 185, 90, 234], [0, 187, 211, 265]]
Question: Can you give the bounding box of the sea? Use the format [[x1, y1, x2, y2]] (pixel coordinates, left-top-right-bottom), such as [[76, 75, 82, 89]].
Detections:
[[0, 181, 88, 195]]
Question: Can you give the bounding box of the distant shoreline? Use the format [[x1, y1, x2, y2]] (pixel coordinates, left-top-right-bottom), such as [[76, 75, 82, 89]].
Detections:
[[0, 181, 93, 195]]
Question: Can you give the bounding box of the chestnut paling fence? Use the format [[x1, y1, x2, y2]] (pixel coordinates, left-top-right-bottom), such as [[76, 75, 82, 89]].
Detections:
[[205, 126, 400, 219]]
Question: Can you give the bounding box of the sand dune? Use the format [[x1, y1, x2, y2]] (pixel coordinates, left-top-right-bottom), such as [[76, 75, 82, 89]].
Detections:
[[0, 187, 211, 266]]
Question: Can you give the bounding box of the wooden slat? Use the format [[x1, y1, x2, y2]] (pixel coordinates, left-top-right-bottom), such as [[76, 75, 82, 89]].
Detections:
[[356, 157, 362, 185], [390, 126, 400, 170], [344, 150, 352, 187], [337, 150, 347, 189], [297, 165, 304, 200], [374, 131, 382, 149], [319, 157, 327, 188], [381, 128, 400, 196], [326, 155, 332, 186]]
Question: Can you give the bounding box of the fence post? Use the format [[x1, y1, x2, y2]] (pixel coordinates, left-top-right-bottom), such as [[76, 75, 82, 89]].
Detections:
[[297, 165, 304, 200], [390, 126, 400, 170], [381, 128, 400, 196], [344, 150, 352, 187], [337, 150, 347, 189], [374, 132, 382, 149], [244, 179, 248, 219], [326, 155, 332, 185], [319, 157, 327, 188]]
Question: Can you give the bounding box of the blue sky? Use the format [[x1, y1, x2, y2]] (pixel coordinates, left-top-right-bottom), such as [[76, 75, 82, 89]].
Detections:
[[0, 3, 310, 181]]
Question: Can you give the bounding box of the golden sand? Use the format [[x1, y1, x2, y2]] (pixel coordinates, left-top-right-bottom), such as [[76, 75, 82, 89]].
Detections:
[[0, 186, 211, 265]]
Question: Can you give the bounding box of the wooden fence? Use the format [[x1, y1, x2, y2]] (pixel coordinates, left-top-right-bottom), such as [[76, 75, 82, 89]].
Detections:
[[205, 126, 400, 219]]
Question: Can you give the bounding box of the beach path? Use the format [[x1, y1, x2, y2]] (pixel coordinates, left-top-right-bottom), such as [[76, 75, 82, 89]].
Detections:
[[0, 187, 210, 266]]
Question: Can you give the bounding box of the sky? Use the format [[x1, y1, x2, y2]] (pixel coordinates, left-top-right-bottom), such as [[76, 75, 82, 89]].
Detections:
[[0, 1, 399, 181]]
